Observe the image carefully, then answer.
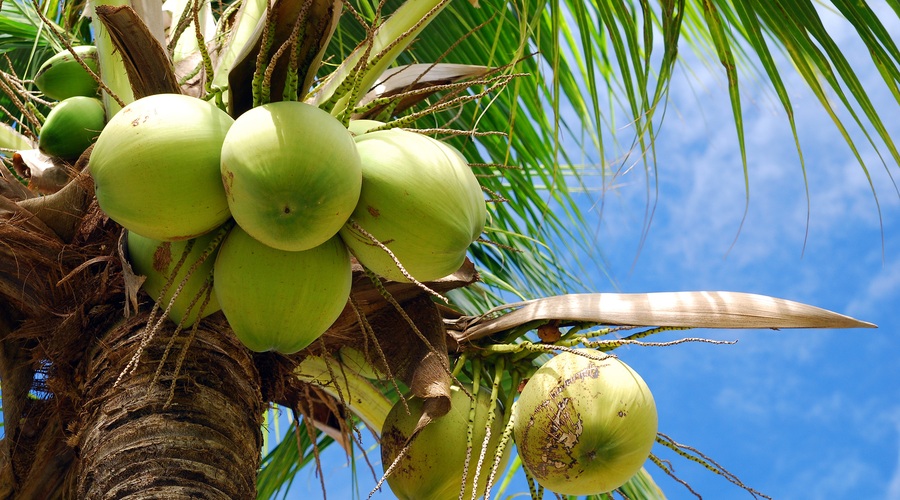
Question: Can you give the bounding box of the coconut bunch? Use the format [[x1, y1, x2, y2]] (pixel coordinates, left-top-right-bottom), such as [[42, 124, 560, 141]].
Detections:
[[82, 87, 486, 354], [10, 0, 493, 358], [53, 3, 653, 496]]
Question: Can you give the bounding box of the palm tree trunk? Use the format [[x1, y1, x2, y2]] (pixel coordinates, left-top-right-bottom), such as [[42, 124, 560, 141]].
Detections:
[[1, 171, 266, 498], [74, 313, 264, 499]]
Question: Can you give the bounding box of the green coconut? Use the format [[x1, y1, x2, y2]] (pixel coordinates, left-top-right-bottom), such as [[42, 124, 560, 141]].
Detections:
[[90, 93, 234, 241], [33, 45, 100, 101], [213, 226, 351, 354], [220, 101, 361, 251], [513, 350, 658, 495], [38, 96, 105, 159], [126, 229, 222, 326], [339, 130, 485, 282], [381, 385, 511, 500]]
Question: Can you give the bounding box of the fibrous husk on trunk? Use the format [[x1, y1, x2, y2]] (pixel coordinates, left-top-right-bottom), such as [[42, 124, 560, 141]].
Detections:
[[0, 190, 119, 497]]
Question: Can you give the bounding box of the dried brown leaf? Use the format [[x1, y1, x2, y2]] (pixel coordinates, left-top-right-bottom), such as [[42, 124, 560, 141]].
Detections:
[[451, 291, 876, 343]]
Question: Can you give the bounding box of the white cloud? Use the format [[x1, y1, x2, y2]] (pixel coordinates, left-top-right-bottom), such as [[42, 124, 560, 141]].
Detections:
[[847, 258, 900, 318]]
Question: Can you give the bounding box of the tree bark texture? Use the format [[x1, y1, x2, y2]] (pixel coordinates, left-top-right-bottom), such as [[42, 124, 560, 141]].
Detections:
[[75, 313, 264, 499]]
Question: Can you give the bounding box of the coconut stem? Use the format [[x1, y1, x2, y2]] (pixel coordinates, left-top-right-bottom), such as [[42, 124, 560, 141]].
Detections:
[[368, 440, 409, 500], [312, 0, 450, 112], [348, 295, 407, 414], [472, 359, 504, 500], [485, 399, 516, 499], [458, 358, 481, 500], [251, 0, 277, 106], [193, 0, 224, 107], [348, 219, 448, 303], [167, 0, 195, 53], [648, 454, 704, 499], [380, 73, 520, 130], [0, 70, 42, 132], [522, 467, 541, 500], [332, 26, 377, 126], [281, 0, 314, 102], [585, 337, 737, 350], [655, 433, 771, 499], [177, 60, 204, 86], [450, 352, 468, 378]]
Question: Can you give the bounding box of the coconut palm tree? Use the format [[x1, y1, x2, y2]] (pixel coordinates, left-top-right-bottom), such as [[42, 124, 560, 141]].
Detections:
[[0, 0, 893, 498]]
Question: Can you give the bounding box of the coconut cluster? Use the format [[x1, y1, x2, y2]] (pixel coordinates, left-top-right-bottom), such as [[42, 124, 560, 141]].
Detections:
[[82, 93, 485, 354], [377, 351, 657, 498]]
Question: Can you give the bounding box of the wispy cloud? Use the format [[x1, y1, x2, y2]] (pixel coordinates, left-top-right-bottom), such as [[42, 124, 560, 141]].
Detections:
[[572, 2, 900, 294], [847, 259, 900, 318]]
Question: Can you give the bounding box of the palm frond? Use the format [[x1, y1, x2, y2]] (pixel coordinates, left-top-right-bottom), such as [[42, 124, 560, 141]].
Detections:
[[362, 0, 900, 301], [257, 417, 335, 500]]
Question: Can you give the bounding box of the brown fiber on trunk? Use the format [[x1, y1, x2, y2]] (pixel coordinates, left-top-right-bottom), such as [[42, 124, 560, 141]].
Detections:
[[75, 313, 264, 499], [0, 189, 268, 498]]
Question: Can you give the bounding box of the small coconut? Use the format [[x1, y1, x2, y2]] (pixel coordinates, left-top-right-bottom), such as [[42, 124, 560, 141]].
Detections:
[[213, 226, 351, 354], [220, 101, 361, 251], [38, 96, 105, 159], [126, 229, 222, 326], [513, 350, 658, 495], [339, 130, 486, 282], [381, 385, 510, 500], [34, 46, 100, 100], [90, 93, 234, 241]]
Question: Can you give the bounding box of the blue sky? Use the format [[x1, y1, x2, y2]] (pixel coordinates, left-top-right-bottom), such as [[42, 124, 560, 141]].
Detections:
[[277, 6, 900, 500]]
